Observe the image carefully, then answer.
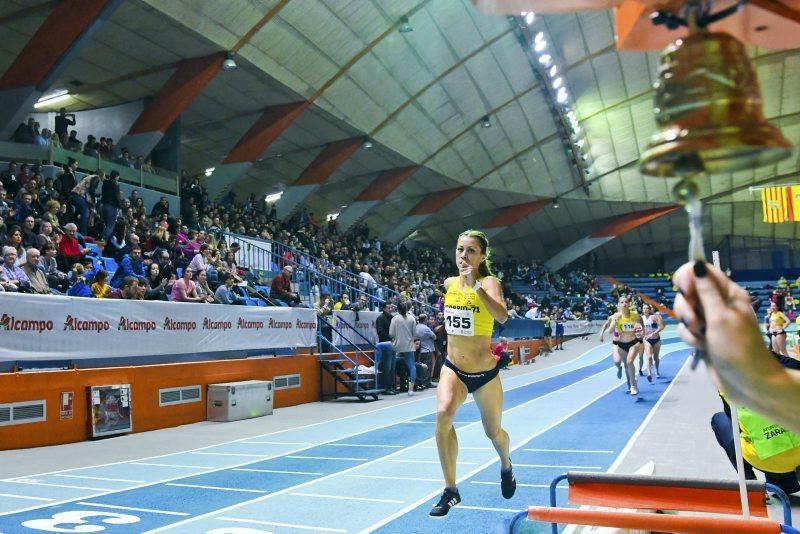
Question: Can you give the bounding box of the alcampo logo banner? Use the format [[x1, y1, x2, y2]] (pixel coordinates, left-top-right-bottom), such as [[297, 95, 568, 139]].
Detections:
[[0, 293, 317, 362]]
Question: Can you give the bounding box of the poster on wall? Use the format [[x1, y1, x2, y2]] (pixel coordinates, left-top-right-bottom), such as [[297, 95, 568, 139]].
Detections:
[[60, 391, 73, 420], [88, 384, 132, 438]]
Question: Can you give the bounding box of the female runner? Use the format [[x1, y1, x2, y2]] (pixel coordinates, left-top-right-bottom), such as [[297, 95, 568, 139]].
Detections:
[[765, 302, 791, 356], [430, 230, 514, 517], [599, 296, 645, 395], [641, 304, 665, 380]]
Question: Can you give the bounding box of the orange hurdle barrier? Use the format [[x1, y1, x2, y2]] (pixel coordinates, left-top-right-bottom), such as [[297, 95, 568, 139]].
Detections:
[[506, 471, 798, 534]]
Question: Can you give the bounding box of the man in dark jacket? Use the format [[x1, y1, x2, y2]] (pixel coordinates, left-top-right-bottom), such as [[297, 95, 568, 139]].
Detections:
[[374, 301, 397, 394]]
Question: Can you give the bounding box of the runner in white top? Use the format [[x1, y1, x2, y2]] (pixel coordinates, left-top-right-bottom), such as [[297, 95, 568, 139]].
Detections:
[[641, 304, 665, 381]]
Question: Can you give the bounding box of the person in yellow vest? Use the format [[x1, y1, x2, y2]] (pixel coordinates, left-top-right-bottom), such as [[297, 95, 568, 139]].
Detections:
[[429, 230, 513, 517], [711, 391, 800, 495], [777, 276, 789, 289], [599, 296, 645, 395]]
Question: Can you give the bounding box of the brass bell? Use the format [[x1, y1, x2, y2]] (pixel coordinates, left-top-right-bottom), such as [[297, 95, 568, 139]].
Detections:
[[640, 30, 792, 177]]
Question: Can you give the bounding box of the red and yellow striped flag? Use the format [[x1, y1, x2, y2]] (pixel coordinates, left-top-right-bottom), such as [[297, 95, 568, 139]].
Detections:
[[762, 186, 788, 223], [790, 185, 800, 222]]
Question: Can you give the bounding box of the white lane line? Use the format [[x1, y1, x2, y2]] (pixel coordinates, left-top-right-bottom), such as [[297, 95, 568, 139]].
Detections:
[[457, 505, 520, 513], [131, 463, 213, 469], [76, 502, 189, 516], [388, 459, 478, 465], [514, 464, 602, 469], [323, 443, 402, 448], [165, 483, 266, 494], [346, 474, 442, 482], [399, 420, 474, 424], [191, 452, 271, 458], [217, 516, 346, 533], [0, 493, 54, 502], [233, 468, 323, 476], [9, 480, 113, 492], [421, 446, 492, 450], [7, 341, 608, 521], [145, 350, 630, 533], [290, 492, 404, 504], [240, 441, 312, 446], [522, 448, 614, 454], [285, 455, 367, 461], [54, 474, 146, 483], [359, 366, 632, 533], [470, 481, 568, 489]]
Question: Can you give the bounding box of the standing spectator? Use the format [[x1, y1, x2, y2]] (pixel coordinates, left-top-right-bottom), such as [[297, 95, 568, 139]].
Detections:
[[100, 170, 121, 242], [390, 301, 417, 396], [1, 162, 20, 198], [70, 174, 99, 236], [54, 108, 76, 139], [150, 196, 170, 219], [374, 301, 397, 395], [55, 158, 78, 199], [416, 314, 436, 388]]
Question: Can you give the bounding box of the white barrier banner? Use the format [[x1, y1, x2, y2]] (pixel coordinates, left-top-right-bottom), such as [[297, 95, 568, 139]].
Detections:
[[332, 310, 379, 346], [0, 293, 317, 362], [562, 320, 606, 337]]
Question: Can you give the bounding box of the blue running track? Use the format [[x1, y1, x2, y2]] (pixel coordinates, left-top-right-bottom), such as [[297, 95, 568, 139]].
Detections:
[[0, 337, 690, 534]]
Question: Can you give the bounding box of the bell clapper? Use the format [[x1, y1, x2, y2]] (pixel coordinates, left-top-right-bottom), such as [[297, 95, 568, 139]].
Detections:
[[673, 176, 705, 263]]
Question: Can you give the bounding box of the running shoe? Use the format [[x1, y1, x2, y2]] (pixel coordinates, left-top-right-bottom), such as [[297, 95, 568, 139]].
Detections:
[[430, 488, 461, 517], [647, 374, 653, 383], [630, 386, 639, 395], [501, 463, 517, 499], [655, 370, 661, 378], [638, 369, 644, 376], [616, 365, 622, 379]]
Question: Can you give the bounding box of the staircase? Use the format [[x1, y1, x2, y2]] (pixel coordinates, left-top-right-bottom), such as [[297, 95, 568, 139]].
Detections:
[[317, 314, 383, 402]]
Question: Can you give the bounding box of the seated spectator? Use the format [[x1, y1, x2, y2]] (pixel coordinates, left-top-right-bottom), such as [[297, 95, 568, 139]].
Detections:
[[21, 247, 49, 295], [90, 269, 111, 298], [5, 226, 26, 266], [13, 192, 36, 224], [151, 196, 170, 219], [109, 245, 147, 288], [193, 269, 216, 304], [37, 220, 56, 250], [107, 276, 139, 300], [66, 263, 92, 297], [143, 262, 170, 301], [188, 243, 211, 276], [58, 223, 91, 270], [215, 273, 242, 305], [39, 243, 68, 292], [270, 265, 301, 306], [0, 246, 31, 292], [334, 293, 351, 311], [170, 268, 203, 303]]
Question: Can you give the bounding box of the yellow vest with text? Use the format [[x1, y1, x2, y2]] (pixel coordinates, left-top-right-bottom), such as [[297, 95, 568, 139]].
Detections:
[[444, 278, 495, 337]]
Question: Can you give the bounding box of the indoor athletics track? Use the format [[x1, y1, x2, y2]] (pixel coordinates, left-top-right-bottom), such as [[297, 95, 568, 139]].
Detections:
[[0, 336, 690, 534]]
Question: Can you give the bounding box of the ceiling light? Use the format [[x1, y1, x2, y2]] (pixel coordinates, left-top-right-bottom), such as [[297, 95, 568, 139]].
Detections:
[[326, 212, 340, 221], [34, 89, 70, 109], [552, 198, 560, 209], [362, 139, 373, 149], [222, 52, 237, 71], [556, 87, 568, 103], [398, 15, 413, 33], [265, 192, 283, 203], [534, 40, 547, 52], [549, 65, 558, 77], [525, 12, 535, 25], [205, 167, 215, 176], [552, 77, 563, 89], [538, 54, 551, 65], [479, 115, 492, 128], [534, 32, 545, 44]]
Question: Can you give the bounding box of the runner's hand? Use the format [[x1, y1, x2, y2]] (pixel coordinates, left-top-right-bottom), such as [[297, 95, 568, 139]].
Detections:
[[459, 263, 474, 286]]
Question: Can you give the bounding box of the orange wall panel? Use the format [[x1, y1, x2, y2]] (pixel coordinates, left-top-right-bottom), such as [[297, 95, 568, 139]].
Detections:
[[0, 356, 320, 450]]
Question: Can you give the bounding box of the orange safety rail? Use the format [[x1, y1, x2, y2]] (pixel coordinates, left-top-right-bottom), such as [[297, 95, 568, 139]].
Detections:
[[568, 479, 769, 518], [527, 507, 781, 533]]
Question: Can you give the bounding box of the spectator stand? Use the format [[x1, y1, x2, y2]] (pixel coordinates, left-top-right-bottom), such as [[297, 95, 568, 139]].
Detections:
[[317, 314, 382, 402], [225, 232, 437, 315], [0, 141, 179, 196], [601, 275, 677, 322], [507, 471, 797, 534]]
